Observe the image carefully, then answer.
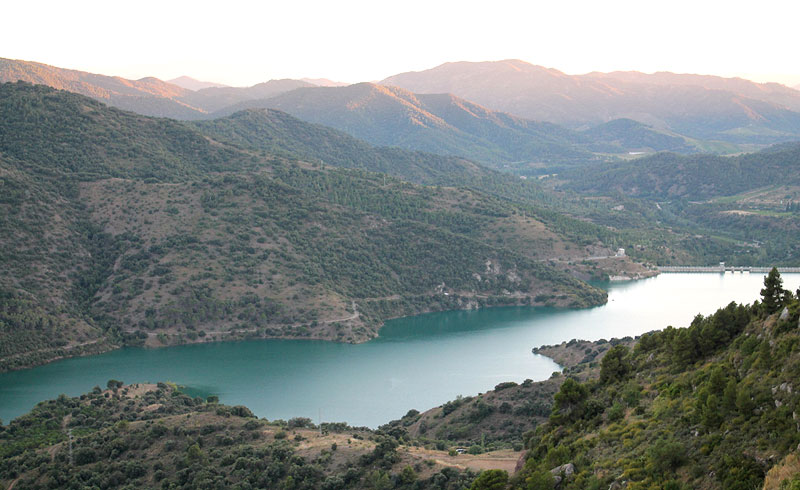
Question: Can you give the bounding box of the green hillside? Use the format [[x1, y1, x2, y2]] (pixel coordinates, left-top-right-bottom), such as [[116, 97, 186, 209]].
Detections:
[[579, 119, 695, 154], [512, 271, 800, 489], [556, 144, 800, 265], [389, 270, 800, 489], [0, 82, 611, 372], [192, 108, 490, 186], [0, 383, 480, 489], [561, 144, 800, 200]]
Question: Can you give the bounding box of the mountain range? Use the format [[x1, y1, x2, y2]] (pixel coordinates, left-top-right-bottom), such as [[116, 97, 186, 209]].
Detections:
[[5, 57, 794, 173], [0, 58, 314, 119], [382, 59, 800, 144]]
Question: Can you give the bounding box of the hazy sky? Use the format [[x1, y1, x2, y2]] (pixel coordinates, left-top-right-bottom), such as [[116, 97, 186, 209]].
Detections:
[[5, 0, 800, 87]]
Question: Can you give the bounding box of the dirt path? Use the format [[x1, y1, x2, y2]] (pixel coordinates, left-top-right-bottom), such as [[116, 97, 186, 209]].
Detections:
[[405, 447, 522, 473], [321, 301, 359, 323]]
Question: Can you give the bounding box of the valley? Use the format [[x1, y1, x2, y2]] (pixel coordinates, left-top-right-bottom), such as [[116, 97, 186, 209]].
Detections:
[[2, 34, 800, 489]]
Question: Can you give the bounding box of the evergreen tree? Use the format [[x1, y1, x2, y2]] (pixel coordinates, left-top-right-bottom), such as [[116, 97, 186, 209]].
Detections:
[[599, 345, 631, 384], [760, 267, 786, 314]]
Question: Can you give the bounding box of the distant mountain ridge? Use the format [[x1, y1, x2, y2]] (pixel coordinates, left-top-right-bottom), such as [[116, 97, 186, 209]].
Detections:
[[209, 82, 699, 171], [211, 82, 592, 165], [167, 75, 228, 91], [2, 57, 788, 169], [0, 58, 204, 119], [0, 58, 314, 119], [300, 77, 349, 87], [382, 59, 800, 144]]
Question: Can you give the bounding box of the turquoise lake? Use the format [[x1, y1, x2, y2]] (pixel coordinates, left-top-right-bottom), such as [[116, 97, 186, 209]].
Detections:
[[1, 272, 797, 427]]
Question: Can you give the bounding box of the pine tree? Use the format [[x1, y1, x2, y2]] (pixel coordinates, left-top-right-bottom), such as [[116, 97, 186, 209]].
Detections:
[[760, 267, 786, 314]]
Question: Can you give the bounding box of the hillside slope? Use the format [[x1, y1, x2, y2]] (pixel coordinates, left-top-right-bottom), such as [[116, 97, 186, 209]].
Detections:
[[210, 82, 599, 169], [561, 143, 800, 200], [0, 58, 313, 119], [0, 383, 481, 489], [557, 144, 800, 265], [192, 108, 490, 186], [512, 275, 800, 489], [0, 82, 612, 372]]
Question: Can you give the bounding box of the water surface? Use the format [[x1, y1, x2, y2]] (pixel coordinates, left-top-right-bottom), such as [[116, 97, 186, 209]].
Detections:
[[1, 272, 796, 427]]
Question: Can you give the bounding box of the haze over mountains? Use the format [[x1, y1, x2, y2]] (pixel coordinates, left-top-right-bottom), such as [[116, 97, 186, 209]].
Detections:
[[167, 76, 228, 91], [0, 57, 707, 171], [0, 58, 314, 119], [6, 56, 800, 171], [211, 82, 602, 168], [382, 59, 800, 144]]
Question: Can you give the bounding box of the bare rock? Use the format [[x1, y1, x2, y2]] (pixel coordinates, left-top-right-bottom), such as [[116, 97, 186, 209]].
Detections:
[[514, 452, 527, 473], [550, 462, 575, 478]]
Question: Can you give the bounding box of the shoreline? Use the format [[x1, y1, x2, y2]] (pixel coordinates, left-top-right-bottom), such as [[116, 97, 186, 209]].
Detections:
[[0, 281, 612, 374]]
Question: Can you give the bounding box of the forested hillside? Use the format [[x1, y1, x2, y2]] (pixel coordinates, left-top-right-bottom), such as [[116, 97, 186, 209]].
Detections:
[[556, 144, 800, 265], [192, 109, 491, 186], [561, 143, 800, 200], [0, 82, 616, 372], [0, 383, 480, 489], [186, 108, 752, 269], [384, 271, 800, 489], [512, 270, 800, 489]]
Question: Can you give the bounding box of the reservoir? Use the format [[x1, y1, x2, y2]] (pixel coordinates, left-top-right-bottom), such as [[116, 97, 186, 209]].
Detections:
[[1, 272, 797, 427]]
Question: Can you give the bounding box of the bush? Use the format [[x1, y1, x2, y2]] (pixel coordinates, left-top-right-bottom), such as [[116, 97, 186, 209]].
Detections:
[[469, 469, 508, 490]]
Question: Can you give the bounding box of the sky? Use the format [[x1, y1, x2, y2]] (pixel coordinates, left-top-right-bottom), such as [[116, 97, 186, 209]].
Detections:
[[4, 0, 800, 87]]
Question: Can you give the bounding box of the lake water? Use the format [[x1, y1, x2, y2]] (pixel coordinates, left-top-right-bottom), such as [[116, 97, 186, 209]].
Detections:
[[1, 272, 797, 427]]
